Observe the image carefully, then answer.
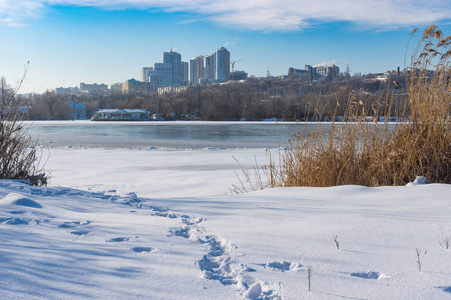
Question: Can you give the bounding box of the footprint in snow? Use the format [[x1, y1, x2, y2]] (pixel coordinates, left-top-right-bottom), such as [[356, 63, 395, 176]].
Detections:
[[154, 212, 177, 218], [9, 210, 26, 215], [0, 217, 31, 225], [243, 282, 282, 300], [349, 272, 390, 280], [59, 221, 91, 228], [130, 247, 153, 253], [71, 230, 91, 236], [181, 217, 204, 226], [169, 227, 191, 239], [106, 236, 138, 242], [260, 261, 302, 272]]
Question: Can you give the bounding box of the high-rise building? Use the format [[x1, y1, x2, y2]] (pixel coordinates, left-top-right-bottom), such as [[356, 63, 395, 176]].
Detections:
[[148, 63, 173, 87], [215, 47, 230, 82], [181, 62, 189, 85], [189, 56, 204, 85], [204, 54, 216, 82], [163, 50, 182, 87], [141, 67, 154, 82]]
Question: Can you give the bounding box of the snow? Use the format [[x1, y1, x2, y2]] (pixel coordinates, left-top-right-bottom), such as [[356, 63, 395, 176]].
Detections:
[[0, 146, 450, 299]]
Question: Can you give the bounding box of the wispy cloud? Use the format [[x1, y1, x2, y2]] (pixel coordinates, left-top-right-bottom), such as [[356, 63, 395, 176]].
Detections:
[[0, 0, 44, 27], [2, 0, 451, 31]]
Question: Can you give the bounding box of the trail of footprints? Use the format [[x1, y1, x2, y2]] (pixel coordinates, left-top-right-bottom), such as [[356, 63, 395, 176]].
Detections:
[[3, 183, 449, 297], [169, 215, 286, 299], [0, 183, 298, 299]]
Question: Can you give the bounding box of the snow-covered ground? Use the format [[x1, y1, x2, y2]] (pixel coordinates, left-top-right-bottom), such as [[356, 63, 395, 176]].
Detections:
[[1, 146, 450, 299]]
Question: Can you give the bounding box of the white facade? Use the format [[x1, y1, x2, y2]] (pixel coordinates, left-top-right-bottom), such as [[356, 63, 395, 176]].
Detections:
[[149, 63, 173, 87], [91, 109, 151, 121], [141, 67, 154, 82], [189, 56, 204, 85]]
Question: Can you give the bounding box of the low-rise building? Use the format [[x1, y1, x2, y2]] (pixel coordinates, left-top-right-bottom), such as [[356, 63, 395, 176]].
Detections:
[[56, 87, 80, 95], [79, 83, 108, 94], [230, 71, 248, 81], [66, 101, 87, 120], [91, 109, 151, 121]]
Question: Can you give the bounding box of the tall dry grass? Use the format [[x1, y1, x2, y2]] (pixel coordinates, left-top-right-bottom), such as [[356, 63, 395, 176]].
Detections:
[[237, 26, 451, 190]]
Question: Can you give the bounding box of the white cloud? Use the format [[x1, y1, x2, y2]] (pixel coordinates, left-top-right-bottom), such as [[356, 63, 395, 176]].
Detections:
[[1, 0, 451, 31]]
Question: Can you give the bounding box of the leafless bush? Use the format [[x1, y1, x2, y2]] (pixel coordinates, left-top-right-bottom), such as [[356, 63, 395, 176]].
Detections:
[[0, 64, 48, 186], [440, 236, 450, 249]]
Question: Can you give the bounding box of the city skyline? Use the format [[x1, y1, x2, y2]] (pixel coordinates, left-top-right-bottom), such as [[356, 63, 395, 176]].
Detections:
[[1, 1, 451, 93]]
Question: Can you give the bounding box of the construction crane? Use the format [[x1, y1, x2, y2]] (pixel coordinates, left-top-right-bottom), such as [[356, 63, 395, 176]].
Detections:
[[231, 59, 243, 73]]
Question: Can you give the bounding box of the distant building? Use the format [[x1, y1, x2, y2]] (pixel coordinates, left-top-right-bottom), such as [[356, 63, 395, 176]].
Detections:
[[230, 71, 248, 81], [66, 101, 87, 120], [215, 47, 230, 82], [141, 67, 154, 82], [288, 67, 308, 79], [149, 63, 173, 87], [79, 83, 108, 94], [111, 82, 123, 93], [189, 56, 204, 85], [204, 54, 216, 82], [163, 50, 182, 87], [315, 65, 340, 78], [91, 109, 151, 121], [122, 79, 150, 94], [157, 85, 190, 95], [181, 62, 189, 85], [289, 64, 340, 81], [55, 87, 79, 95]]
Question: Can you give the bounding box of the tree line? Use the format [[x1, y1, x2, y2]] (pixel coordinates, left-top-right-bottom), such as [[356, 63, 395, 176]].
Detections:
[[10, 73, 409, 121]]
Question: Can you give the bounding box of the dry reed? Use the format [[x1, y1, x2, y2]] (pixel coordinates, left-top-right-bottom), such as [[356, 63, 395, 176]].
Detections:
[[234, 26, 451, 191], [267, 25, 451, 187]]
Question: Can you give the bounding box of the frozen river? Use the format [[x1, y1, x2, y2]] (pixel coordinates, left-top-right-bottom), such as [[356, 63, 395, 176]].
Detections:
[[27, 120, 310, 149]]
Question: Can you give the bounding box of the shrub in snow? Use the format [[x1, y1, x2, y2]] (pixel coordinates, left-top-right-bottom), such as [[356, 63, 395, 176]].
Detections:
[[0, 68, 48, 186]]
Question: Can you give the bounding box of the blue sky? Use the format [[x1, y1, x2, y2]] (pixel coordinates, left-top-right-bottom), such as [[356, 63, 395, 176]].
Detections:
[[1, 0, 451, 93]]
